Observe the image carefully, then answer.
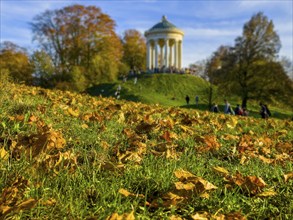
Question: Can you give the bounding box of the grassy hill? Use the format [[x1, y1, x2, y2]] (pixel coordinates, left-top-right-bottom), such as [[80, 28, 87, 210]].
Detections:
[[0, 79, 292, 219], [87, 73, 208, 106], [87, 73, 293, 120]]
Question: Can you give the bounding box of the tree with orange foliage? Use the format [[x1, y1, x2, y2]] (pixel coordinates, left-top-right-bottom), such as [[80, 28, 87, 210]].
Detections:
[[31, 4, 122, 88]]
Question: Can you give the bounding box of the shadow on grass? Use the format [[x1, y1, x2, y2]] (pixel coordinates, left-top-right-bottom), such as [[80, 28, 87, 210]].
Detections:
[[86, 83, 142, 102]]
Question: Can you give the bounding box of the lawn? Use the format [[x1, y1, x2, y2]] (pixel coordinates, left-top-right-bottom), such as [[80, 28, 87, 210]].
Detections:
[[0, 80, 292, 219]]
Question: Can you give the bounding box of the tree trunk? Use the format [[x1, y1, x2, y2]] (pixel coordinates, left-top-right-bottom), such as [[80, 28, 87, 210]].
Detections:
[[242, 96, 248, 109], [208, 83, 213, 109]]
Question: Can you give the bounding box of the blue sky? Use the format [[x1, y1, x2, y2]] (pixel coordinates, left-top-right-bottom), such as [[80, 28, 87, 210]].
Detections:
[[1, 0, 292, 67]]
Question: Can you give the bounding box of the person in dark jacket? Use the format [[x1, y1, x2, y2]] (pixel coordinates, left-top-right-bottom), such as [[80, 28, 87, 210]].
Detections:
[[185, 95, 190, 105]]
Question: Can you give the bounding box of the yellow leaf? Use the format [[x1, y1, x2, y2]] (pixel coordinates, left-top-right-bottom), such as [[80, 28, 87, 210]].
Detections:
[[257, 190, 277, 197], [0, 147, 8, 160], [107, 211, 135, 220], [169, 215, 183, 220], [117, 112, 125, 123], [175, 181, 195, 191], [118, 188, 132, 197], [199, 192, 210, 199], [161, 192, 184, 207], [0, 205, 12, 216], [222, 134, 239, 141], [242, 176, 267, 195], [174, 169, 196, 180], [67, 107, 79, 117], [213, 166, 229, 176], [191, 212, 209, 220], [118, 188, 144, 198], [226, 117, 238, 129], [258, 155, 273, 164], [240, 155, 248, 164], [81, 123, 88, 129], [195, 177, 218, 191], [284, 172, 293, 182], [41, 198, 56, 206], [17, 198, 38, 210]]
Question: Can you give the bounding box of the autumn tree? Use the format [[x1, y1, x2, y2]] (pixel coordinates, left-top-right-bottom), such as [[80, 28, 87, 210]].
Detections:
[[122, 29, 146, 73], [207, 12, 289, 108], [0, 41, 34, 84], [30, 4, 122, 88], [233, 12, 281, 107], [31, 50, 55, 87]]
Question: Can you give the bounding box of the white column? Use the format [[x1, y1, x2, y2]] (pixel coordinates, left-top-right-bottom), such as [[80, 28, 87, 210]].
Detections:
[[160, 45, 163, 68], [169, 41, 172, 67], [174, 40, 178, 69], [146, 41, 151, 69], [150, 44, 154, 69], [155, 40, 158, 69], [178, 41, 182, 69], [164, 39, 169, 68]]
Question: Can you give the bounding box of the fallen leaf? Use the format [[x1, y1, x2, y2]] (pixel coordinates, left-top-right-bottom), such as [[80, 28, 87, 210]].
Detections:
[[226, 117, 238, 129], [118, 188, 144, 198], [81, 124, 89, 129], [257, 190, 277, 197], [174, 169, 196, 180], [67, 107, 79, 117], [0, 147, 8, 160], [106, 211, 135, 220], [17, 198, 38, 210], [191, 212, 209, 220], [213, 166, 229, 176], [284, 172, 293, 182], [258, 155, 273, 164], [118, 188, 132, 197], [169, 215, 183, 220]]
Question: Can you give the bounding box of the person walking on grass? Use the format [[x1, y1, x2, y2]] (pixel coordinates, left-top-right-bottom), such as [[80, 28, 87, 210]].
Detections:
[[260, 102, 270, 119], [224, 99, 234, 115], [185, 95, 190, 105]]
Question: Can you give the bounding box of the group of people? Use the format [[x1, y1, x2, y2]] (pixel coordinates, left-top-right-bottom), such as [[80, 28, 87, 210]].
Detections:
[[211, 100, 272, 119], [186, 96, 273, 119], [185, 95, 199, 106], [211, 101, 249, 116], [211, 99, 249, 116]]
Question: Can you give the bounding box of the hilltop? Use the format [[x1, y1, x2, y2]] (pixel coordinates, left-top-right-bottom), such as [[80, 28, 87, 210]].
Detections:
[[0, 80, 292, 219]]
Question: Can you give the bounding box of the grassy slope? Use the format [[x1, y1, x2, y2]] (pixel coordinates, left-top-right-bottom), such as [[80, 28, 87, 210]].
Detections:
[[87, 73, 293, 120], [87, 73, 208, 106], [0, 80, 293, 219]]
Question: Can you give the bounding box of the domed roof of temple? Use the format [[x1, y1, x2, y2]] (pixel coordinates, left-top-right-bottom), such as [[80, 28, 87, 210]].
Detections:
[[149, 15, 177, 30], [145, 15, 184, 37]]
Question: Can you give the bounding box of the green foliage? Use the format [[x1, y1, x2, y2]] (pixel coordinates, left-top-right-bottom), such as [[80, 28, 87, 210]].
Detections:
[[70, 66, 88, 92], [122, 29, 146, 71], [0, 41, 34, 84], [31, 50, 55, 87], [207, 12, 290, 108], [89, 54, 119, 84]]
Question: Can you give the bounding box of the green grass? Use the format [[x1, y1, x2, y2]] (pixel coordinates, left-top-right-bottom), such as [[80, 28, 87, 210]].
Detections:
[[0, 78, 293, 219], [87, 73, 293, 120]]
